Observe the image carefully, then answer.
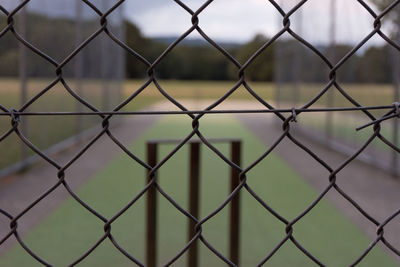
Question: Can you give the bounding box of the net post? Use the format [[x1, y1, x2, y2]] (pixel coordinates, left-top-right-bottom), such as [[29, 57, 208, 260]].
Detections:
[[229, 140, 241, 265], [146, 142, 158, 267], [188, 142, 201, 267]]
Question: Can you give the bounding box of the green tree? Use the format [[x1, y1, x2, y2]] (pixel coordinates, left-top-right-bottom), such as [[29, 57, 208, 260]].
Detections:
[[230, 34, 275, 81], [357, 45, 391, 83], [371, 0, 400, 39], [124, 20, 153, 78]]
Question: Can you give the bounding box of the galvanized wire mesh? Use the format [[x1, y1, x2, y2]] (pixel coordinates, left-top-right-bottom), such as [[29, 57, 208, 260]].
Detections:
[[0, 0, 399, 266], [275, 0, 400, 176], [0, 0, 124, 174]]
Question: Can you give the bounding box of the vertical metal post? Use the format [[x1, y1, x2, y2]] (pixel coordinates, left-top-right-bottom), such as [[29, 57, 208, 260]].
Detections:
[[275, 46, 282, 110], [229, 141, 241, 265], [19, 1, 28, 168], [392, 14, 400, 177], [146, 143, 158, 267], [101, 0, 110, 111], [117, 5, 125, 104], [188, 142, 200, 267], [392, 72, 399, 177], [326, 0, 336, 143], [292, 6, 303, 107], [75, 0, 83, 139], [275, 0, 283, 110]]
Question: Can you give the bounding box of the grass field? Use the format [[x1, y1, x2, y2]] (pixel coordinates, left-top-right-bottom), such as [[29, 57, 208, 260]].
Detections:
[[0, 115, 396, 266], [0, 78, 112, 169], [277, 82, 399, 150], [297, 111, 398, 153], [276, 83, 396, 110], [0, 78, 397, 169]]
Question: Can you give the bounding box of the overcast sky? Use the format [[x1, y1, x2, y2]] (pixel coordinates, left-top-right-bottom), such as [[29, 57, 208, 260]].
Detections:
[[0, 0, 388, 46], [124, 0, 385, 46]]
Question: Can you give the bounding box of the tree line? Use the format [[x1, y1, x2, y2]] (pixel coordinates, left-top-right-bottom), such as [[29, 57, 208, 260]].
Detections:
[[127, 19, 394, 84], [0, 13, 396, 84]]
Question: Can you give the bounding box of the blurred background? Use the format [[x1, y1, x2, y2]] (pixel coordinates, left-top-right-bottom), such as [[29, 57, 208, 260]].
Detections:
[[0, 0, 125, 174], [0, 0, 398, 176], [0, 0, 399, 266]]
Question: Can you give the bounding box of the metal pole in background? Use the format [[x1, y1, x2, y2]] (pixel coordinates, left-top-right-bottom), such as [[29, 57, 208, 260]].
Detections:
[[118, 5, 125, 105], [101, 0, 110, 111], [274, 0, 283, 110], [391, 8, 400, 176], [392, 68, 399, 176], [326, 0, 336, 144], [19, 1, 28, 169], [75, 0, 83, 140], [292, 5, 303, 107]]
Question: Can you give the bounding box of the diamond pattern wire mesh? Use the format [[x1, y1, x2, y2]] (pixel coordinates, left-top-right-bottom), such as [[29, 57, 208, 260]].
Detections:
[[0, 0, 400, 266]]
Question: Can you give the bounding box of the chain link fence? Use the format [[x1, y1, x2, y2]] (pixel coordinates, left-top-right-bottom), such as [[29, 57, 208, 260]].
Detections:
[[0, 0, 124, 176], [0, 0, 399, 266], [275, 0, 400, 176]]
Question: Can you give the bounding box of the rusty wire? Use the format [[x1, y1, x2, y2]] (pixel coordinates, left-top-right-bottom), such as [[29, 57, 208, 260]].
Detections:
[[0, 0, 400, 266]]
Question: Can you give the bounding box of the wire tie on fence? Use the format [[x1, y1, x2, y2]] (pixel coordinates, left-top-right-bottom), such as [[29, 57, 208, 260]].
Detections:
[[9, 108, 20, 126], [356, 103, 400, 131], [291, 108, 297, 123], [393, 102, 400, 118]]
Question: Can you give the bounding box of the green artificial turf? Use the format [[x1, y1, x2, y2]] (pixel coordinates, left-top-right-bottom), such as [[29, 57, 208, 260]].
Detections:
[[0, 115, 396, 266]]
